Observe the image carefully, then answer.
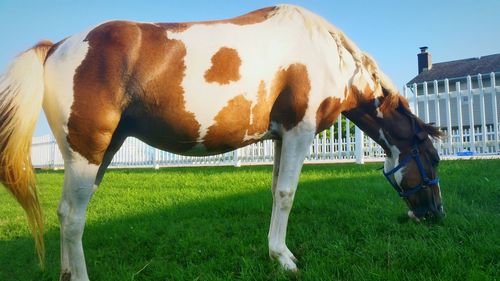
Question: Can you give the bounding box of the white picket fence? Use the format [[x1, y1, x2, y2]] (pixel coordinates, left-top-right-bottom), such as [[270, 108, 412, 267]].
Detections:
[[404, 72, 500, 156], [31, 72, 500, 169], [31, 119, 374, 169]]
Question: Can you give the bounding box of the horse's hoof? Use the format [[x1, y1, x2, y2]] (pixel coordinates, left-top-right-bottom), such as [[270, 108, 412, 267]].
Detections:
[[60, 271, 71, 281]]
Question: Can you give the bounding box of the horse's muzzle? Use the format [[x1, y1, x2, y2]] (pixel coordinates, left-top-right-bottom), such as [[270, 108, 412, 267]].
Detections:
[[408, 202, 445, 222]]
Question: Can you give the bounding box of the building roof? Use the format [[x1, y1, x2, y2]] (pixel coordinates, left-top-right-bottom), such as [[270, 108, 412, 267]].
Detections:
[[407, 53, 500, 85]]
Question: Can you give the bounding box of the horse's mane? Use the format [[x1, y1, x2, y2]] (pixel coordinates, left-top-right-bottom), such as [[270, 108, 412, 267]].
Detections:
[[380, 88, 443, 139], [272, 5, 399, 96]]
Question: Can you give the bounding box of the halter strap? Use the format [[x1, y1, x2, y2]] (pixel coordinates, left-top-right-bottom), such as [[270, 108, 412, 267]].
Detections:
[[383, 145, 439, 198]]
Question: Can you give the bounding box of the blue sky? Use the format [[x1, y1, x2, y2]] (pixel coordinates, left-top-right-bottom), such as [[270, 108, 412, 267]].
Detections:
[[1, 0, 498, 136]]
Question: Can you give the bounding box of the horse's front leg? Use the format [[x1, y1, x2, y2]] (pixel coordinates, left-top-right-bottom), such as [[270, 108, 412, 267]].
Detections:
[[58, 157, 100, 281], [268, 129, 313, 271]]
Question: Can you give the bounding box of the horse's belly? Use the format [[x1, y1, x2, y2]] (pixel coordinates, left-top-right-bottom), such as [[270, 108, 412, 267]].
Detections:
[[123, 111, 273, 157]]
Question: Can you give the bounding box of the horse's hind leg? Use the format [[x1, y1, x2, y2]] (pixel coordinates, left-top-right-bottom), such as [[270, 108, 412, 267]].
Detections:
[[268, 129, 314, 271], [58, 128, 125, 281], [58, 153, 104, 281]]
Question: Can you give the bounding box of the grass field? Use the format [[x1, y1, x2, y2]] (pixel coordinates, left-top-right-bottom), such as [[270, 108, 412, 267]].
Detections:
[[0, 160, 499, 281]]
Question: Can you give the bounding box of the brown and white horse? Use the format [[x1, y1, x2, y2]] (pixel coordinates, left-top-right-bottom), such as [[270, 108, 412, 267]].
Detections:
[[0, 5, 444, 280]]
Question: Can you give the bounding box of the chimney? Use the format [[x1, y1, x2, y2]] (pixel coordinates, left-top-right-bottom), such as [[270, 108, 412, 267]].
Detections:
[[417, 46, 432, 74]]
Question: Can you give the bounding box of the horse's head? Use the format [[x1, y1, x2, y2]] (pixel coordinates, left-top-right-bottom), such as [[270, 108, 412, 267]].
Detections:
[[344, 87, 445, 221]]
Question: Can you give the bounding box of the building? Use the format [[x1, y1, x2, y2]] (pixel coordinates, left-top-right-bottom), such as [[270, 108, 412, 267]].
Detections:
[[404, 48, 500, 155]]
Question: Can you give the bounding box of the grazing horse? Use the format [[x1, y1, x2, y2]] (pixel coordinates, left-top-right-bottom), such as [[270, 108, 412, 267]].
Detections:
[[0, 5, 444, 280]]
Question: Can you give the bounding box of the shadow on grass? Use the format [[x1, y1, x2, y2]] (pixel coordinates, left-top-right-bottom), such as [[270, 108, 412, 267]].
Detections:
[[1, 171, 391, 281], [1, 162, 498, 280]]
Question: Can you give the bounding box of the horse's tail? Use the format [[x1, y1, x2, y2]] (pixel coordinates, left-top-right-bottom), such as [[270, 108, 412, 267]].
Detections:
[[0, 40, 53, 266]]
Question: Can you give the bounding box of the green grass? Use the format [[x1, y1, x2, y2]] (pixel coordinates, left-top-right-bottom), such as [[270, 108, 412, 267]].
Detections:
[[0, 160, 499, 281]]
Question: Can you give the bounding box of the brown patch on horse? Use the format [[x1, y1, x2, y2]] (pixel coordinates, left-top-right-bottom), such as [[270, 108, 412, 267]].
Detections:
[[68, 21, 201, 163], [340, 86, 356, 112], [341, 84, 377, 112], [204, 47, 241, 85], [270, 64, 311, 130], [157, 6, 276, 33], [379, 93, 407, 115], [343, 107, 390, 153], [120, 23, 201, 154], [204, 95, 252, 152], [247, 80, 281, 136], [68, 21, 141, 164], [316, 97, 342, 133]]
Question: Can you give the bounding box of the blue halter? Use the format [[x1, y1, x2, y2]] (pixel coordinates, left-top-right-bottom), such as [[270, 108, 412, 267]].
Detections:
[[382, 109, 439, 199], [383, 145, 439, 198]]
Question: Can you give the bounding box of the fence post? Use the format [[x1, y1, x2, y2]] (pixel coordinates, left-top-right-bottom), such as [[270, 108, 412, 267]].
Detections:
[[491, 72, 499, 152], [423, 82, 429, 123], [444, 79, 453, 154], [433, 80, 441, 127], [466, 75, 476, 152], [329, 125, 334, 159], [346, 118, 351, 158], [412, 83, 418, 114], [153, 148, 160, 170], [433, 80, 442, 154], [321, 129, 327, 159], [337, 117, 342, 159], [456, 82, 464, 151], [50, 135, 57, 170], [477, 74, 487, 153], [355, 126, 364, 164], [313, 134, 319, 160], [233, 149, 241, 167]]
